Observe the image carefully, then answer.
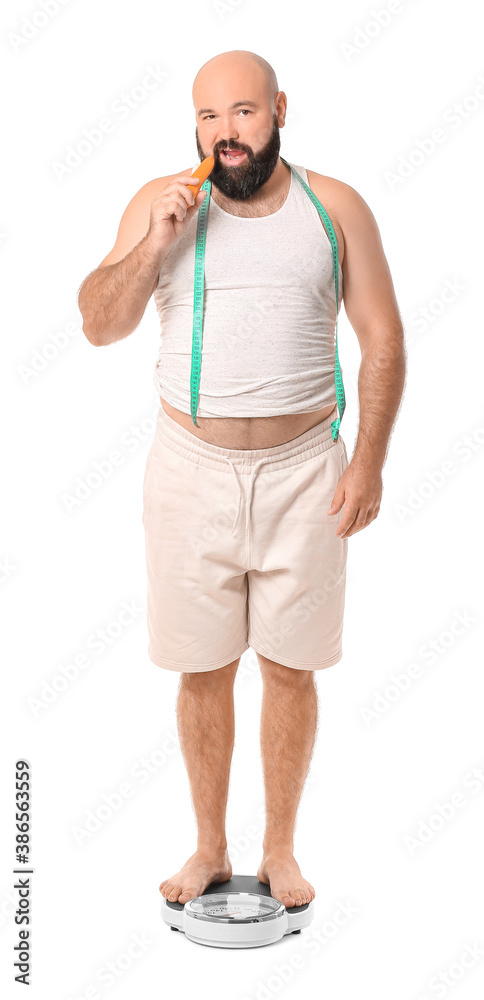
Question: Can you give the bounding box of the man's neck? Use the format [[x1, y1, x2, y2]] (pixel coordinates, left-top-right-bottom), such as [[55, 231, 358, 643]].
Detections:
[[210, 158, 291, 218]]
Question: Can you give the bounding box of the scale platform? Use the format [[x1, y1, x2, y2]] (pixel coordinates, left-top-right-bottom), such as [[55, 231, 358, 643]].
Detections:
[[162, 874, 314, 949]]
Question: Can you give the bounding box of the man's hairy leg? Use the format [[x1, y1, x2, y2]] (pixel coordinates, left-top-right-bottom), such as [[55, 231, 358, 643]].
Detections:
[[159, 659, 239, 904], [257, 655, 318, 907]]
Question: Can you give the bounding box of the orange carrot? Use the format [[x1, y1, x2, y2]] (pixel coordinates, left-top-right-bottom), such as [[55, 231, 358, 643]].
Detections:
[[187, 155, 215, 198]]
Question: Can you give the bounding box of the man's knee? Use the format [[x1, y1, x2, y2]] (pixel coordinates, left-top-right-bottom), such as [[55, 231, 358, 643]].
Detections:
[[180, 657, 240, 686], [256, 653, 314, 683]]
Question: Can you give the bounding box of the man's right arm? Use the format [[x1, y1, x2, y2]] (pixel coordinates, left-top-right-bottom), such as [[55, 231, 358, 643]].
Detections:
[[77, 177, 172, 347], [78, 165, 207, 347]]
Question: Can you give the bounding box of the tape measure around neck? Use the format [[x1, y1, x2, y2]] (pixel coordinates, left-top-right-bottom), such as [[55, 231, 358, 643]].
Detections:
[[190, 157, 345, 441]]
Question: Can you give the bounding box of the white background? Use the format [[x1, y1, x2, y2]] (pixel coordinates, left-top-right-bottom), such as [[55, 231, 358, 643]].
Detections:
[[1, 0, 483, 997]]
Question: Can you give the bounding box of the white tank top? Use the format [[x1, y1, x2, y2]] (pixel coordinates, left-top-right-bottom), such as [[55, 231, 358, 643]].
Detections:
[[152, 162, 343, 417]]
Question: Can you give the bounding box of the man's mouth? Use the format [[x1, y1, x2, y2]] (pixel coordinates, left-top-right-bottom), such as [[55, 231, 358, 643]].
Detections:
[[220, 149, 247, 165]]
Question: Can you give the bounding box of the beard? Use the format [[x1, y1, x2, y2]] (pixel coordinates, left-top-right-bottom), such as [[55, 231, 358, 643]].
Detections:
[[195, 113, 281, 201]]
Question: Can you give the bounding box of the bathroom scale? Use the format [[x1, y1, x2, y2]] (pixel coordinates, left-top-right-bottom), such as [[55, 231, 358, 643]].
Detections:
[[162, 874, 314, 949]]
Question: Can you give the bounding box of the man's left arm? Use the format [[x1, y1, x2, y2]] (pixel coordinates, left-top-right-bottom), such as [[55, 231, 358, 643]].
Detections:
[[328, 184, 407, 538]]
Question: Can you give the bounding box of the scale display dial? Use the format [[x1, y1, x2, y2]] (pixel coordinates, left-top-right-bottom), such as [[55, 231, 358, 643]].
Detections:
[[185, 892, 284, 923]]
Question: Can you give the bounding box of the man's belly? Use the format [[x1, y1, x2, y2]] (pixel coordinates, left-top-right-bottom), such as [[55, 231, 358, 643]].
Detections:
[[159, 396, 336, 449]]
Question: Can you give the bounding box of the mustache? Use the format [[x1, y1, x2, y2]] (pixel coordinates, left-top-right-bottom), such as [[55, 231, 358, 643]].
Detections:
[[215, 144, 250, 155]]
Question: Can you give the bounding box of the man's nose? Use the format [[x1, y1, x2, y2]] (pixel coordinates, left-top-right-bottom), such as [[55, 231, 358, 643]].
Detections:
[[214, 123, 240, 147]]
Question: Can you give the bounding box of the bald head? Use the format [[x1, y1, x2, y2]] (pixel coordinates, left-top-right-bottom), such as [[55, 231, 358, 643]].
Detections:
[[193, 50, 286, 202], [193, 50, 279, 109]]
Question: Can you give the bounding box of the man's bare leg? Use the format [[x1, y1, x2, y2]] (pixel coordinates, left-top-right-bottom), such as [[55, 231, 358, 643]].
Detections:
[[159, 658, 239, 904], [256, 654, 318, 908]]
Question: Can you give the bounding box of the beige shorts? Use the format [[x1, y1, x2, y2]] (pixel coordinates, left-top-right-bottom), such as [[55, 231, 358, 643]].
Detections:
[[142, 403, 349, 673]]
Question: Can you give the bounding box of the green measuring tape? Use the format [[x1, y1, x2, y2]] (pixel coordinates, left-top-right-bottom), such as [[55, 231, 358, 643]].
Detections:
[[190, 156, 345, 442]]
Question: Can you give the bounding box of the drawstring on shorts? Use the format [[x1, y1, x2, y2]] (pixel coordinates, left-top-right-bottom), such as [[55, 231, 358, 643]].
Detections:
[[223, 457, 269, 540]]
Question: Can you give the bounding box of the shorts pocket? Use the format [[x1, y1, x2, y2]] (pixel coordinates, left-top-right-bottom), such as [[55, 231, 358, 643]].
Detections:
[[315, 442, 345, 522], [142, 446, 157, 530], [339, 437, 349, 475]]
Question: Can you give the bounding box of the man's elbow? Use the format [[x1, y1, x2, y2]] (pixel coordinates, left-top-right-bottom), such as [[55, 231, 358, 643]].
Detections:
[[81, 319, 133, 347], [82, 321, 103, 347]]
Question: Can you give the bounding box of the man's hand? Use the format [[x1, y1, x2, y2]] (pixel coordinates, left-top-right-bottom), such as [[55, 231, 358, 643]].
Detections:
[[327, 456, 382, 538]]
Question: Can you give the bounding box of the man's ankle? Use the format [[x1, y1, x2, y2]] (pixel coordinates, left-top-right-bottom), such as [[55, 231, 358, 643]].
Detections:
[[197, 840, 228, 854], [262, 843, 294, 856]]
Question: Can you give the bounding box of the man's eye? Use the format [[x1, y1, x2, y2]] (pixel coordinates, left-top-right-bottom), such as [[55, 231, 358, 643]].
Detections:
[[203, 110, 252, 120]]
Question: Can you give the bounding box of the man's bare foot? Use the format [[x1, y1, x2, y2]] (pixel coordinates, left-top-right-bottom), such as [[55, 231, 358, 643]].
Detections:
[[257, 851, 315, 908], [160, 848, 232, 905]]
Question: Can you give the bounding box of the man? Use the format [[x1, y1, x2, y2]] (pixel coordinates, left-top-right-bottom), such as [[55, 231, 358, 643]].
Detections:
[[78, 49, 406, 910]]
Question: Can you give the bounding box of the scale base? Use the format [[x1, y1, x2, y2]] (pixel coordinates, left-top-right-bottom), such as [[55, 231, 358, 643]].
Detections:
[[162, 874, 314, 949]]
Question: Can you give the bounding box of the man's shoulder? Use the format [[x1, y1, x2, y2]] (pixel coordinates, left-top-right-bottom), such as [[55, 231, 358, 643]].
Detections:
[[305, 168, 378, 241], [305, 169, 363, 211]]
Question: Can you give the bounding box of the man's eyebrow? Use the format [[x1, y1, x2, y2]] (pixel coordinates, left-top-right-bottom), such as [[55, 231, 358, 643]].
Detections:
[[197, 100, 258, 117]]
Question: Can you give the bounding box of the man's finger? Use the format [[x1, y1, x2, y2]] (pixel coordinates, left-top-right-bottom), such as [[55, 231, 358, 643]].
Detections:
[[327, 485, 345, 515], [336, 506, 359, 538]]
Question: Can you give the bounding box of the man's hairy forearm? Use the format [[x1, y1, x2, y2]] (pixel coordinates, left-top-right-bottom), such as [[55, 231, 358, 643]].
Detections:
[[353, 328, 407, 469], [78, 234, 168, 346]]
